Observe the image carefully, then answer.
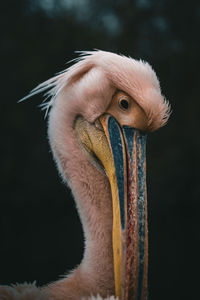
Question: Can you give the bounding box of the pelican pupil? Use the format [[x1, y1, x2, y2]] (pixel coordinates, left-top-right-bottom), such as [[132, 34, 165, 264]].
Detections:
[[120, 99, 129, 110]]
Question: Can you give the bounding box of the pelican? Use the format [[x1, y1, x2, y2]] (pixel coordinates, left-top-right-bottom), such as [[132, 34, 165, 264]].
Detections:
[[0, 50, 170, 300]]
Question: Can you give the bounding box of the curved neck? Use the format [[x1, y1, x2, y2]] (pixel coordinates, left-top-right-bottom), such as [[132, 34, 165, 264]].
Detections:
[[46, 119, 115, 299]]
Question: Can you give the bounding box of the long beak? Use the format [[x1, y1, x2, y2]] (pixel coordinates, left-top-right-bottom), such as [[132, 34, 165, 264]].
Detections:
[[74, 115, 148, 300], [100, 115, 148, 300]]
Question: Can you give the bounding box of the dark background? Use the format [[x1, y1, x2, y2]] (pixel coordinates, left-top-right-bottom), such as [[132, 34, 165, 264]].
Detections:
[[1, 1, 200, 299]]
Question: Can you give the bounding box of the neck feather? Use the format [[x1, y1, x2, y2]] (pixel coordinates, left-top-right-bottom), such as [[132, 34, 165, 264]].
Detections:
[[46, 109, 115, 299]]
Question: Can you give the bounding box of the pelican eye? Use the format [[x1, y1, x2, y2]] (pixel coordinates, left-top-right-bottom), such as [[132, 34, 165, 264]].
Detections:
[[119, 98, 129, 111]]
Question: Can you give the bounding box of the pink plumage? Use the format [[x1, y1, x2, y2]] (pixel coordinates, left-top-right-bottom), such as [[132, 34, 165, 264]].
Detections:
[[1, 50, 170, 300], [23, 50, 170, 131]]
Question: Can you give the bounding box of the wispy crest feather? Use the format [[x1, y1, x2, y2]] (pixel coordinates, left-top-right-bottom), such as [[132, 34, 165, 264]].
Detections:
[[21, 50, 170, 130]]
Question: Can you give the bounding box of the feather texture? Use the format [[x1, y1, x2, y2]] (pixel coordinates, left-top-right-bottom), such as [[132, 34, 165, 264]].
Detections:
[[0, 282, 51, 300], [0, 283, 118, 300], [21, 50, 170, 131]]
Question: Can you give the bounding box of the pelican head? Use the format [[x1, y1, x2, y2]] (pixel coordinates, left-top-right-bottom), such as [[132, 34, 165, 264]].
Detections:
[[23, 50, 170, 300]]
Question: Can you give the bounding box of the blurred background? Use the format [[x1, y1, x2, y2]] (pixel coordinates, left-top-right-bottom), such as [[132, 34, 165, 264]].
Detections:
[[1, 0, 200, 299]]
